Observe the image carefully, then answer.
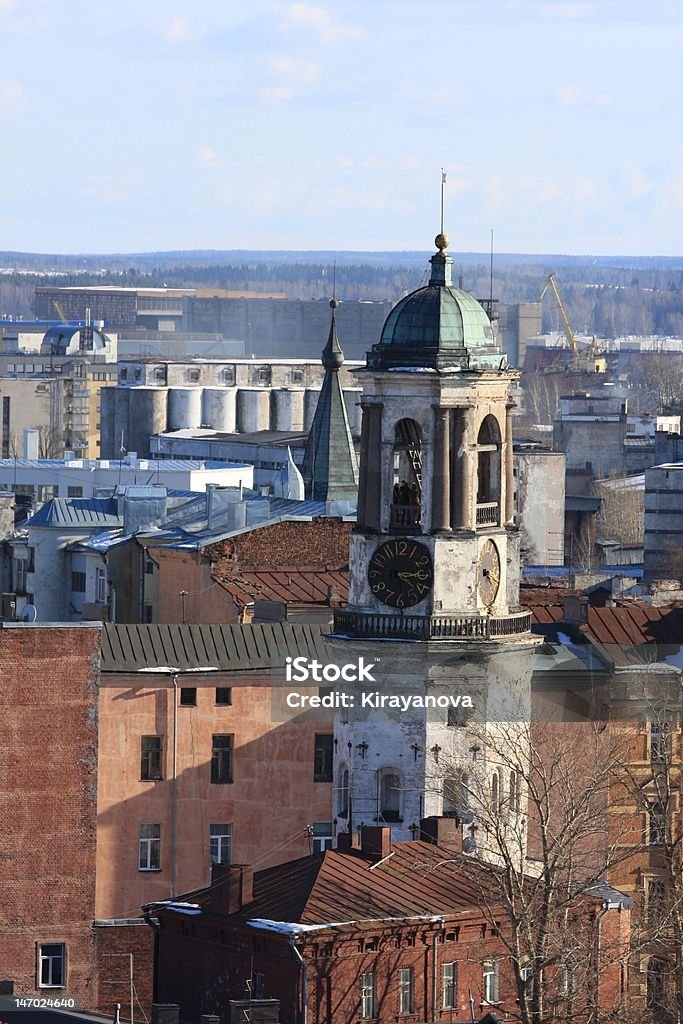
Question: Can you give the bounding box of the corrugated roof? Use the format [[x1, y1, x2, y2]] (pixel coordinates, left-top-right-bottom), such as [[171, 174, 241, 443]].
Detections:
[[101, 622, 328, 673]]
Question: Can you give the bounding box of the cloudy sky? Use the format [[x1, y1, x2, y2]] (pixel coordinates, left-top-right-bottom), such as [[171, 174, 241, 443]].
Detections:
[[0, 0, 681, 255]]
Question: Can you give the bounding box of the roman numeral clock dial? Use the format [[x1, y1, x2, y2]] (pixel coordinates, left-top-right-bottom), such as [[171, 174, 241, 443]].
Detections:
[[367, 540, 434, 609]]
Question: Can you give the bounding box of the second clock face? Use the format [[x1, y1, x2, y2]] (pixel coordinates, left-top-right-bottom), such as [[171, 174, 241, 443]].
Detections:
[[478, 539, 501, 606], [368, 540, 434, 608]]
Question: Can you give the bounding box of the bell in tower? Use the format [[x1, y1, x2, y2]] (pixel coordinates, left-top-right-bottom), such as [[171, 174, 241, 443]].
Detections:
[[327, 228, 540, 865]]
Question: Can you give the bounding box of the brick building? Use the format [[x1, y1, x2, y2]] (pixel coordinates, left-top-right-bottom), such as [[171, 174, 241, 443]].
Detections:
[[148, 824, 631, 1024], [0, 622, 152, 1016]]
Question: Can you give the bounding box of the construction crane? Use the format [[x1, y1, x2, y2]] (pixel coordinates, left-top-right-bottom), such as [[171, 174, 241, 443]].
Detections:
[[51, 298, 69, 323], [539, 272, 577, 355]]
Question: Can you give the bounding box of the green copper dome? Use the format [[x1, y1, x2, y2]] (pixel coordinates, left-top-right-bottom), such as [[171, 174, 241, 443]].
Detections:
[[367, 242, 505, 372]]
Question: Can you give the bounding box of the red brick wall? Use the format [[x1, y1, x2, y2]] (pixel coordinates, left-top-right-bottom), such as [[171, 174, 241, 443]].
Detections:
[[204, 519, 352, 570], [94, 923, 155, 1019], [0, 625, 100, 1004]]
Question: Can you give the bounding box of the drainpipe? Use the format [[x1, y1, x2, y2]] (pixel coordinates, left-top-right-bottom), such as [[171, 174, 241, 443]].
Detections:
[[593, 902, 611, 1023], [290, 938, 307, 1024], [171, 672, 178, 898]]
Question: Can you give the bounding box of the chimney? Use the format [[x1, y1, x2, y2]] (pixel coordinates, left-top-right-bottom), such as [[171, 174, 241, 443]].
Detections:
[[419, 816, 463, 852], [359, 825, 391, 862], [562, 595, 589, 625], [210, 863, 254, 916], [336, 830, 359, 851]]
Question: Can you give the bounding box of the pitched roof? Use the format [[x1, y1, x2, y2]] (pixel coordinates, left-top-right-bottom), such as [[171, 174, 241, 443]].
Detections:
[[27, 496, 121, 528], [100, 621, 328, 674], [212, 569, 349, 607], [530, 601, 683, 647], [300, 308, 359, 502]]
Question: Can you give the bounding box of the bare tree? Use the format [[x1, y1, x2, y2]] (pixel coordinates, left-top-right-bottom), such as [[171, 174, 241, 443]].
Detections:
[[433, 720, 632, 1023]]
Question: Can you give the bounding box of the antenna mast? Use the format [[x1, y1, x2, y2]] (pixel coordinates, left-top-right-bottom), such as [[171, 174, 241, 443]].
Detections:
[[440, 168, 446, 235]]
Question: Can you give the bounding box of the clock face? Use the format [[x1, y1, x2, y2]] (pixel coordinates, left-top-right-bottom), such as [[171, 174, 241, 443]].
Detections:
[[478, 539, 501, 606], [368, 540, 434, 608]]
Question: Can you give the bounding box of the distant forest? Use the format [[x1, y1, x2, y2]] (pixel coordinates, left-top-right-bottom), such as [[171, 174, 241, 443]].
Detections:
[[2, 249, 683, 338]]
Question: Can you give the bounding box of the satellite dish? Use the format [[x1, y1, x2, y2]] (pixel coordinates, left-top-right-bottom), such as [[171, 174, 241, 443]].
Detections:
[[20, 604, 37, 623]]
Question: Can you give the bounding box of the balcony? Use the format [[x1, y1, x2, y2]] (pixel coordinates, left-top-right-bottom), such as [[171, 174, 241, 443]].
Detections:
[[476, 501, 499, 527], [390, 503, 421, 532], [332, 608, 532, 642]]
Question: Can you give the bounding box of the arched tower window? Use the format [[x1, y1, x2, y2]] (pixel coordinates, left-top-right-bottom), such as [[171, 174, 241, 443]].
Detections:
[[338, 765, 349, 818], [390, 419, 422, 532], [476, 415, 501, 527], [378, 769, 402, 822]]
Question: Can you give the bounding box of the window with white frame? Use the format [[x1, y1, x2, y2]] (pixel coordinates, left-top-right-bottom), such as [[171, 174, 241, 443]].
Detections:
[[361, 971, 376, 1019], [311, 822, 333, 853], [95, 566, 106, 603], [398, 967, 413, 1014], [39, 943, 65, 987], [442, 962, 457, 1009], [209, 823, 232, 866], [483, 960, 499, 1003], [520, 960, 534, 999], [14, 556, 28, 594], [139, 823, 161, 870]]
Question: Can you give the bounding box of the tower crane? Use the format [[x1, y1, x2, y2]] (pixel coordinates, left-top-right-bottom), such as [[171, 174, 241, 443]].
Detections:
[[539, 272, 577, 355]]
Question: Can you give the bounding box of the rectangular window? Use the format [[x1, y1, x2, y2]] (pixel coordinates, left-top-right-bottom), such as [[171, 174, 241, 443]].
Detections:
[[209, 823, 232, 866], [398, 967, 413, 1015], [442, 962, 457, 1009], [139, 824, 161, 870], [15, 557, 28, 594], [312, 822, 333, 854], [211, 735, 234, 784], [141, 736, 162, 781], [39, 943, 65, 987], [71, 571, 86, 593], [180, 687, 196, 706], [361, 971, 376, 1020], [144, 604, 153, 623], [651, 722, 671, 764], [314, 733, 333, 783], [215, 687, 232, 706], [95, 566, 106, 603], [483, 960, 499, 1003], [144, 556, 154, 575], [67, 486, 83, 498]]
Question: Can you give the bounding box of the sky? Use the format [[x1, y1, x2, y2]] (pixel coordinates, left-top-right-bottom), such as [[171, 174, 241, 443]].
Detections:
[[0, 0, 682, 256]]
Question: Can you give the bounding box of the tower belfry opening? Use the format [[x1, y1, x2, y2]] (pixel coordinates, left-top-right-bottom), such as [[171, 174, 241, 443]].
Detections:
[[391, 418, 422, 532], [476, 414, 502, 527]]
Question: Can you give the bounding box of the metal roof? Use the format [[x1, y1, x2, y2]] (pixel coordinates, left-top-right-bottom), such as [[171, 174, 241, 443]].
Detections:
[[27, 497, 121, 528], [213, 569, 349, 606], [101, 622, 328, 674]]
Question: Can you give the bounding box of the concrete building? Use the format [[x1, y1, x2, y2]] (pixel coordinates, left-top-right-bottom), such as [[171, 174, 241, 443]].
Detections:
[[0, 454, 252, 505], [497, 300, 542, 367], [644, 462, 683, 581], [99, 357, 363, 462], [514, 442, 565, 565], [0, 347, 118, 461]]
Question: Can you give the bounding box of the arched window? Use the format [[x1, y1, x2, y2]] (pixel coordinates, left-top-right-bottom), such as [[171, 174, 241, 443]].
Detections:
[[476, 415, 501, 527], [509, 770, 522, 814], [443, 771, 469, 818], [491, 771, 500, 812], [391, 419, 422, 531], [379, 769, 402, 822], [338, 765, 349, 818]]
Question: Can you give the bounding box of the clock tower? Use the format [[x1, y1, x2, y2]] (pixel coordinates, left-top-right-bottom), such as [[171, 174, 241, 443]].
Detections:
[[329, 232, 539, 864]]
